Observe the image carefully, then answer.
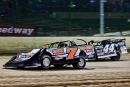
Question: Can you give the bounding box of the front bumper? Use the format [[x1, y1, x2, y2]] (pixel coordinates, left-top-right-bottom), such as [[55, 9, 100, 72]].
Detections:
[[3, 61, 27, 68], [3, 61, 41, 68]]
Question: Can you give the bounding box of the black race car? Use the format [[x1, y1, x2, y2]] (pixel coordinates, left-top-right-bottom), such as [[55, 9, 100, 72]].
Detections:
[[3, 39, 95, 69], [88, 38, 127, 61]]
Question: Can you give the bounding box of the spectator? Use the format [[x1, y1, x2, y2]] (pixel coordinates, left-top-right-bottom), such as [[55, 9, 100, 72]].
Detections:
[[4, 0, 130, 12], [125, 1, 130, 12], [50, 11, 57, 18], [119, 0, 125, 11]]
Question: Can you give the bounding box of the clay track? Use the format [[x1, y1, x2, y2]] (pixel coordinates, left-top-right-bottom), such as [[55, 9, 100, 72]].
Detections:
[[0, 54, 130, 87]]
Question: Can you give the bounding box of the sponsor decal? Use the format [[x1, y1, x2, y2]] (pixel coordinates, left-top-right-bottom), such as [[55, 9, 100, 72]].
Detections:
[[80, 45, 93, 50], [55, 57, 63, 60], [53, 48, 64, 55], [0, 25, 35, 36]]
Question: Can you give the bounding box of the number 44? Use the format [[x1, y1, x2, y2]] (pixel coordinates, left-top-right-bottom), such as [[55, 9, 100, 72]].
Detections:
[[103, 44, 115, 53]]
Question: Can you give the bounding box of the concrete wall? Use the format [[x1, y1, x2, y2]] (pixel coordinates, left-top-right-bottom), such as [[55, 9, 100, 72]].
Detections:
[[56, 12, 130, 19], [0, 37, 130, 53]]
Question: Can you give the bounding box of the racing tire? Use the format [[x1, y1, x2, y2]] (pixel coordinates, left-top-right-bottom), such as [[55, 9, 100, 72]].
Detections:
[[110, 51, 121, 61], [72, 57, 86, 69], [41, 54, 52, 69], [80, 52, 88, 61], [54, 64, 64, 68]]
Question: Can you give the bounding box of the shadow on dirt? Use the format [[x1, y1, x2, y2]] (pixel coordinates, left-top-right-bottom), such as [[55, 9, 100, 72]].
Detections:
[[88, 58, 129, 62], [3, 66, 95, 71], [2, 59, 128, 71]]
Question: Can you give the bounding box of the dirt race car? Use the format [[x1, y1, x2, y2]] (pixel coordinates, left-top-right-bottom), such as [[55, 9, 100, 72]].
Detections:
[[3, 39, 95, 69], [3, 38, 127, 69], [88, 38, 128, 61]]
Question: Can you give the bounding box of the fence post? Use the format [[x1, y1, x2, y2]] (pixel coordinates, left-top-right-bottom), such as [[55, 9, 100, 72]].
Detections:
[[11, 0, 15, 36]]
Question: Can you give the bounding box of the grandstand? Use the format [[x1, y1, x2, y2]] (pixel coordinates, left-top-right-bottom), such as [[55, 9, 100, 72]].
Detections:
[[0, 0, 130, 36]]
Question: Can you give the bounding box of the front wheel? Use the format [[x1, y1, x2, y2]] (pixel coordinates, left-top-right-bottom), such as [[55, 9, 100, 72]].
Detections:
[[110, 51, 121, 61], [41, 54, 52, 69], [72, 57, 86, 69]]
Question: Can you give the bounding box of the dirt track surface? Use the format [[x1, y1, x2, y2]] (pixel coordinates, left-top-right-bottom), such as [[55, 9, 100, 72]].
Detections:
[[0, 54, 130, 87]]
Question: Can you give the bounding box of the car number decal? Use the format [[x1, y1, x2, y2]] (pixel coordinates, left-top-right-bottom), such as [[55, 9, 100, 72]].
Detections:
[[66, 47, 78, 60], [52, 47, 78, 60], [103, 44, 115, 53]]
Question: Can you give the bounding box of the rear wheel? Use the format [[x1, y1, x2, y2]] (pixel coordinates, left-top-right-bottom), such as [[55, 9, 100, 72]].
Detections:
[[72, 57, 86, 69], [110, 51, 120, 61], [41, 54, 52, 69]]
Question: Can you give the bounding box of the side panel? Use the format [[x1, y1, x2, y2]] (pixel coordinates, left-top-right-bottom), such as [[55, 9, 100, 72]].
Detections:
[[117, 41, 127, 54], [46, 47, 80, 63], [95, 44, 117, 58], [111, 39, 128, 54], [79, 45, 96, 60], [47, 45, 96, 61]]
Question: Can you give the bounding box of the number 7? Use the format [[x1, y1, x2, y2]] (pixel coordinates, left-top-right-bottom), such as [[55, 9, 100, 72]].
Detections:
[[66, 47, 77, 60]]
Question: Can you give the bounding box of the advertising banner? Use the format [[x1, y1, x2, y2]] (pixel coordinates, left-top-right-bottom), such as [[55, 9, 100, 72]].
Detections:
[[0, 25, 35, 36]]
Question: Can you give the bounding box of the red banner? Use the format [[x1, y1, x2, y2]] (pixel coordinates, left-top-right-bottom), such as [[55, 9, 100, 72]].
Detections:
[[0, 25, 35, 36]]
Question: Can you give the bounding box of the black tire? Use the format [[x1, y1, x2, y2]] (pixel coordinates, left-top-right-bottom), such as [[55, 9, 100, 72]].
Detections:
[[54, 64, 64, 68], [41, 54, 52, 69], [72, 57, 86, 69], [80, 52, 87, 58], [80, 52, 88, 61], [110, 51, 121, 61]]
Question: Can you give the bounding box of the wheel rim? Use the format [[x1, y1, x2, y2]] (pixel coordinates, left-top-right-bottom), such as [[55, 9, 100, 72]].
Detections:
[[78, 58, 84, 66], [43, 58, 50, 67]]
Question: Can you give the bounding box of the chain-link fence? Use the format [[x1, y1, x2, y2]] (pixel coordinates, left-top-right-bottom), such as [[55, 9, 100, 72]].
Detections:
[[0, 0, 130, 36]]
